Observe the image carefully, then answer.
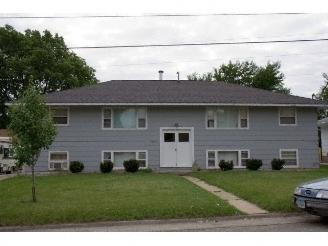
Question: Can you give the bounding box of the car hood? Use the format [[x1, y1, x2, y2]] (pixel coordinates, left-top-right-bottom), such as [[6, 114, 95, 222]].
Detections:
[[298, 177, 328, 190]]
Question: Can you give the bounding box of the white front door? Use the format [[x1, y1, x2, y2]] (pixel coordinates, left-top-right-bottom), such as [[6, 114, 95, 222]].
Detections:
[[160, 128, 194, 167]]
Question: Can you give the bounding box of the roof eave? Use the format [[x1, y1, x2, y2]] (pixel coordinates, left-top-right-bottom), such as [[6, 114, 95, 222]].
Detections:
[[44, 102, 327, 107]]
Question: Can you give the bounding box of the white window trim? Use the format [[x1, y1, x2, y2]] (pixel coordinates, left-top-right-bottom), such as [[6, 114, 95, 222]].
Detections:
[[278, 108, 297, 126], [206, 107, 249, 130], [102, 107, 147, 130], [48, 151, 69, 171], [279, 149, 299, 168], [50, 107, 69, 126], [206, 149, 250, 169], [102, 150, 148, 169]]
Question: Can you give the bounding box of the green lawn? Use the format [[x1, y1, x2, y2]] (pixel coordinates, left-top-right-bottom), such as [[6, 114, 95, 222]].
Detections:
[[1, 166, 328, 226], [0, 172, 240, 226], [190, 165, 328, 212]]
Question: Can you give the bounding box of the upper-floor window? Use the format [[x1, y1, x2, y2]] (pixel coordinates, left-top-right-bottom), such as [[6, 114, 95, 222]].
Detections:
[[279, 108, 297, 126], [103, 108, 147, 129], [51, 108, 69, 126], [206, 107, 248, 129]]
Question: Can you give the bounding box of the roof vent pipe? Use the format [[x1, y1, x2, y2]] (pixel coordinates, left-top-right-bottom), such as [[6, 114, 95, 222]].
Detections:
[[159, 70, 164, 80]]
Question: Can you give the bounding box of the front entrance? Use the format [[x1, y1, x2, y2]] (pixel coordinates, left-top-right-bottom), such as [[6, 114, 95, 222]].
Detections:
[[160, 128, 194, 167]]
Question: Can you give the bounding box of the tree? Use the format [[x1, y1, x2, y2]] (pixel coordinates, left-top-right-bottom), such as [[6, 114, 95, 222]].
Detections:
[[0, 24, 99, 128], [213, 60, 258, 87], [187, 60, 290, 94], [187, 72, 213, 81], [314, 73, 328, 119], [253, 62, 289, 94], [8, 83, 57, 202]]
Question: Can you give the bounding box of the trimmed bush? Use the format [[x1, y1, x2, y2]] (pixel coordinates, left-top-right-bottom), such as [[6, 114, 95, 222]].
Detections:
[[123, 159, 139, 173], [271, 158, 285, 170], [246, 159, 263, 171], [219, 159, 234, 171], [100, 160, 114, 173], [69, 161, 84, 173]]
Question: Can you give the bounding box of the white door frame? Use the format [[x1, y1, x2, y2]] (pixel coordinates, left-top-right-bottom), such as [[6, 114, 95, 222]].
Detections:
[[160, 127, 194, 167]]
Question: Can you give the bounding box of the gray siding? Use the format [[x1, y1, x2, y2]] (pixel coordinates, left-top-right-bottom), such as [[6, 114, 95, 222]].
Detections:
[[320, 124, 328, 158], [34, 106, 319, 173]]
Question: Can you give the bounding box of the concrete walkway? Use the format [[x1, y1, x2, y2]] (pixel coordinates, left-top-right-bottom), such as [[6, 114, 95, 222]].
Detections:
[[0, 173, 16, 181], [184, 176, 269, 215]]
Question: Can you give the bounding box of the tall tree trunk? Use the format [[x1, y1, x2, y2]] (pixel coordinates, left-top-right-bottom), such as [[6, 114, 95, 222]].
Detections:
[[31, 164, 37, 202]]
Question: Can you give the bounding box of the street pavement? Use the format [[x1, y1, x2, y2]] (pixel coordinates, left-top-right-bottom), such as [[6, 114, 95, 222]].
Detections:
[[1, 213, 326, 232]]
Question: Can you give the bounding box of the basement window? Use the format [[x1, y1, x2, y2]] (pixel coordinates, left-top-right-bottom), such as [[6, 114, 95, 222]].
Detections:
[[206, 150, 250, 169], [280, 149, 298, 167], [102, 150, 148, 168], [49, 151, 69, 170]]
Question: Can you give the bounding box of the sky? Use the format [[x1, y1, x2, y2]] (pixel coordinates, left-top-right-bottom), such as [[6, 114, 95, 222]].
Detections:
[[1, 0, 328, 99]]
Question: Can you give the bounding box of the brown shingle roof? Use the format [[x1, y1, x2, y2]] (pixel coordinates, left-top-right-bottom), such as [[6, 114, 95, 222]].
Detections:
[[0, 129, 8, 137], [43, 80, 327, 107]]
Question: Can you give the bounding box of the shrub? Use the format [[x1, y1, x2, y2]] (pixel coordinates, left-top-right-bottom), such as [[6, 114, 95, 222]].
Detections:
[[219, 159, 234, 171], [271, 158, 285, 170], [123, 159, 139, 173], [246, 159, 263, 171], [69, 161, 84, 173], [100, 160, 114, 173]]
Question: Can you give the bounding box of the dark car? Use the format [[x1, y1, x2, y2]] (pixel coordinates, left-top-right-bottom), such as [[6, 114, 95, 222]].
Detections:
[[293, 177, 328, 217]]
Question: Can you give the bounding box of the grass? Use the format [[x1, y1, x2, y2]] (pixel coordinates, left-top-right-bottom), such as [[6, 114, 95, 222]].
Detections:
[[190, 165, 328, 212], [0, 172, 240, 226], [1, 166, 328, 227]]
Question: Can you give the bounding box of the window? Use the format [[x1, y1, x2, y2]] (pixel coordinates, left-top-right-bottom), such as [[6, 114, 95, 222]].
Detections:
[[51, 108, 69, 125], [103, 108, 147, 129], [179, 133, 189, 142], [164, 133, 175, 142], [207, 151, 216, 167], [1, 144, 13, 158], [103, 109, 111, 128], [207, 150, 249, 168], [240, 151, 249, 166], [138, 152, 147, 167], [49, 151, 68, 170], [206, 108, 248, 129], [206, 109, 215, 128], [102, 150, 148, 168], [239, 109, 248, 128], [280, 149, 298, 167], [3, 148, 8, 158], [279, 108, 296, 125]]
